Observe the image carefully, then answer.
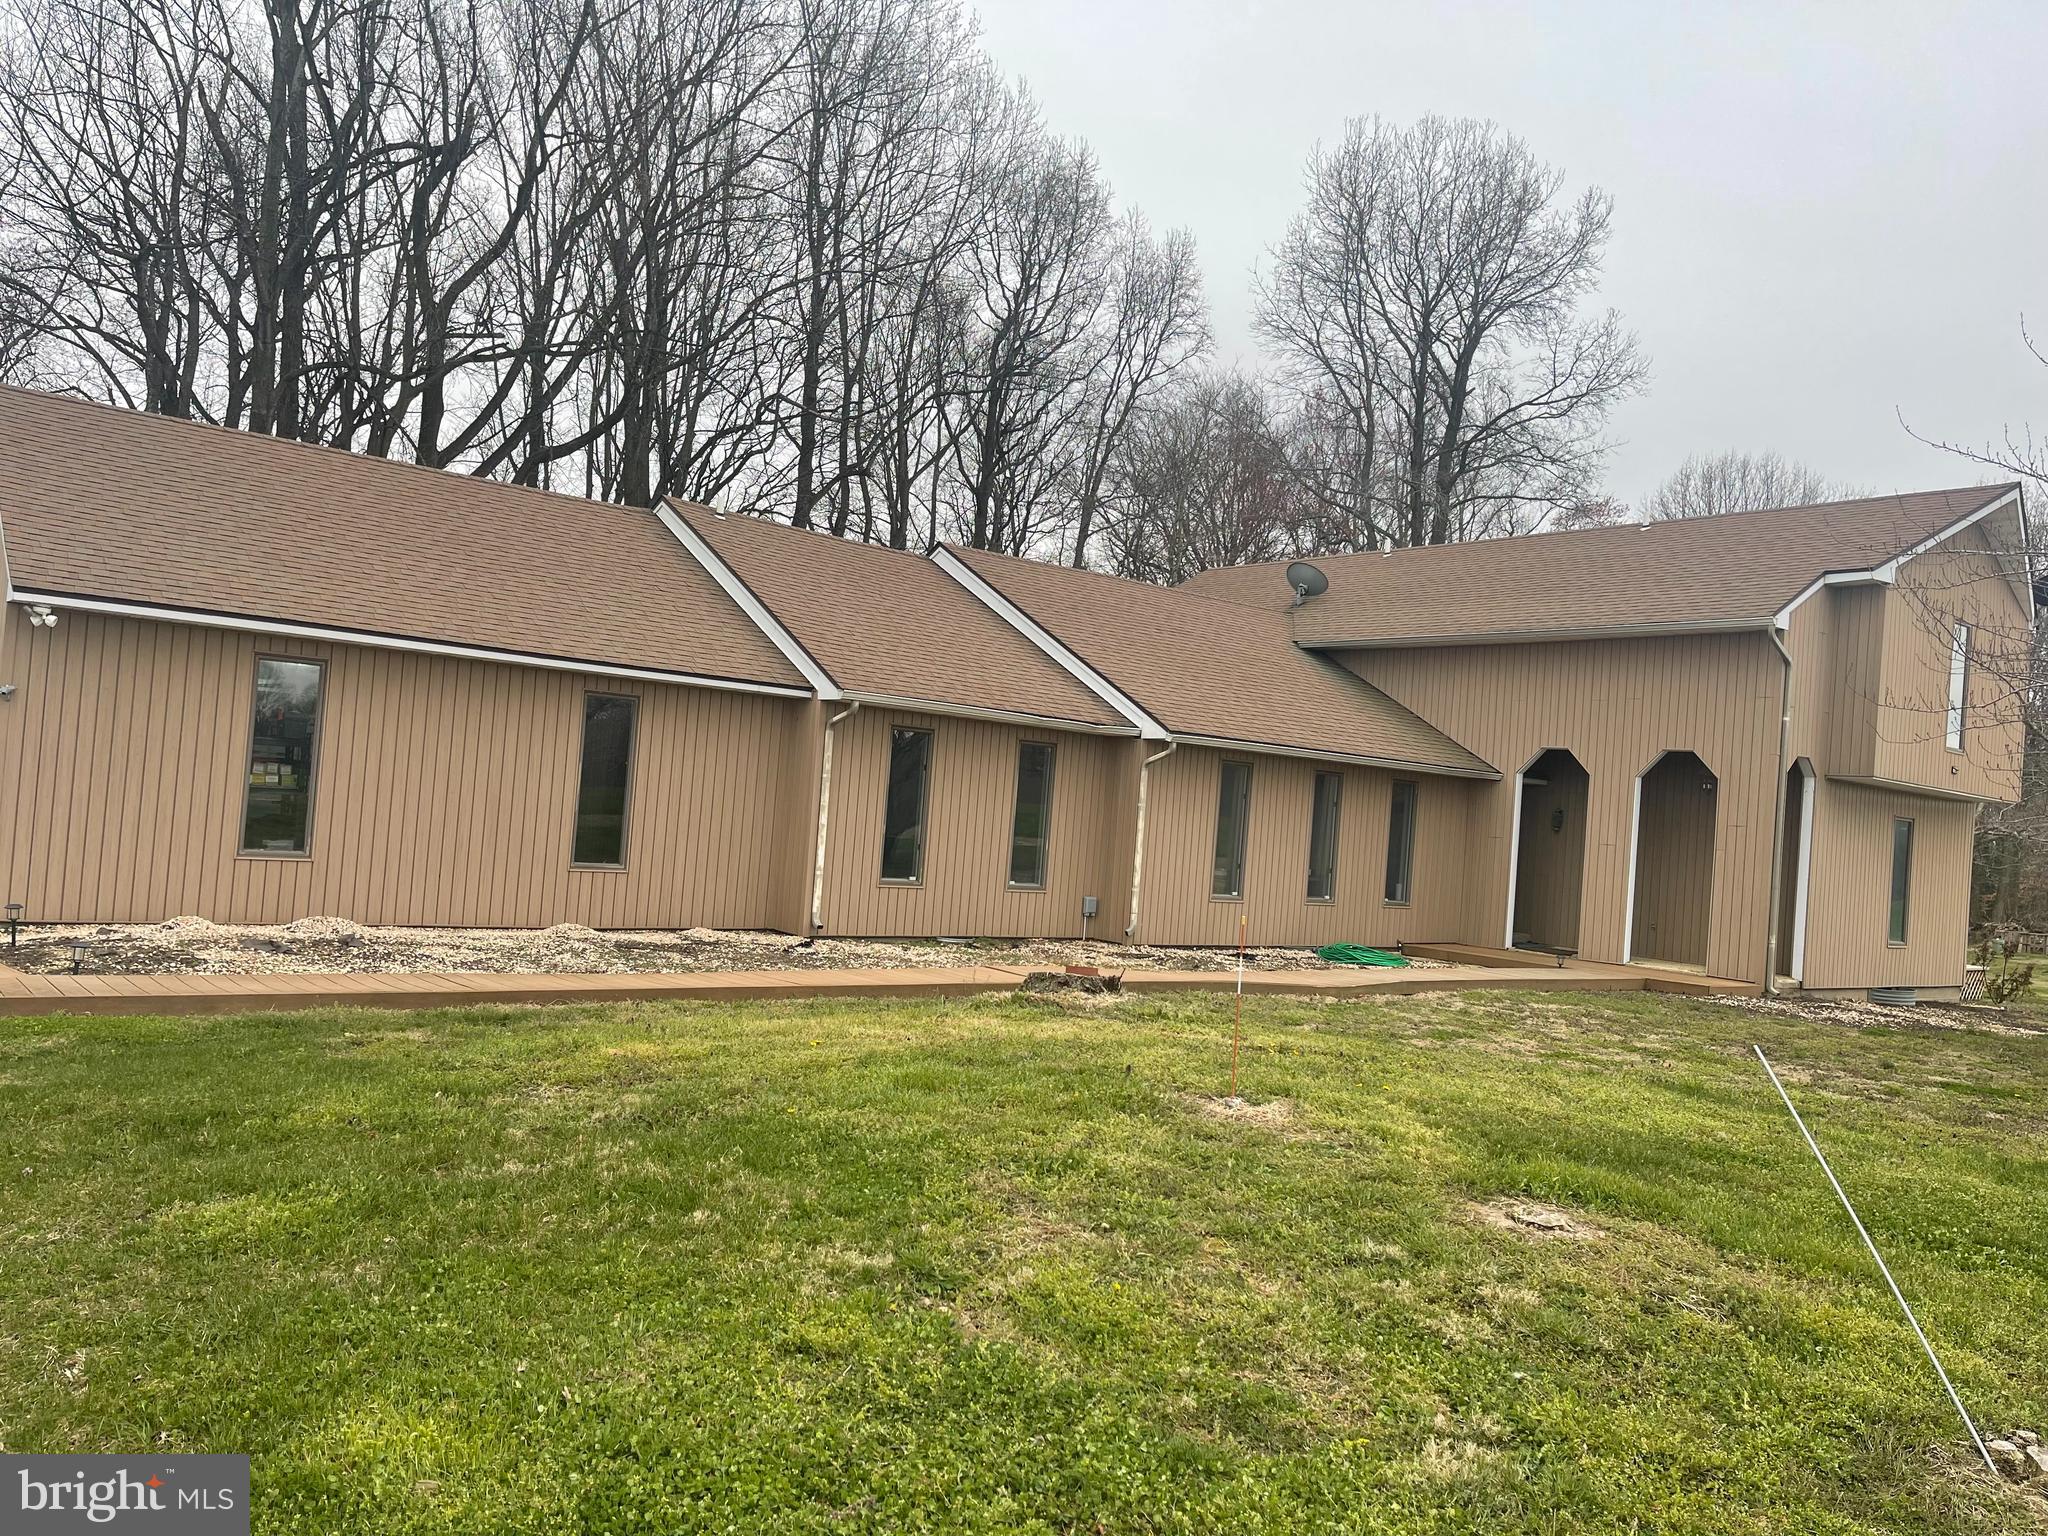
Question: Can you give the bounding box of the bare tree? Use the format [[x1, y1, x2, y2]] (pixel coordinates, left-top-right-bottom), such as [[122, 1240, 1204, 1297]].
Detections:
[[1064, 216, 1207, 566], [1255, 115, 1644, 547], [1641, 449, 1858, 519], [1099, 368, 1308, 583], [947, 110, 1112, 551]]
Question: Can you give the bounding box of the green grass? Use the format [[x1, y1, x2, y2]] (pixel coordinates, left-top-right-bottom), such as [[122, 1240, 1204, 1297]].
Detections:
[[1, 990, 2044, 1534]]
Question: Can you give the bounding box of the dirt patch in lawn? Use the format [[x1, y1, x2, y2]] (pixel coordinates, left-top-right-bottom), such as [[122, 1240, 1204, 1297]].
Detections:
[[4, 916, 1389, 979], [1469, 1198, 1604, 1241]]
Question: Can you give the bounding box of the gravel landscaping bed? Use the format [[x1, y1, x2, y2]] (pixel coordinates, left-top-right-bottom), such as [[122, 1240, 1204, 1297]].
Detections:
[[0, 916, 1448, 978]]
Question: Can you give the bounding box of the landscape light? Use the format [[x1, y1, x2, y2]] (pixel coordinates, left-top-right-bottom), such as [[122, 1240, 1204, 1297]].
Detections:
[[68, 939, 87, 973], [4, 903, 20, 948]]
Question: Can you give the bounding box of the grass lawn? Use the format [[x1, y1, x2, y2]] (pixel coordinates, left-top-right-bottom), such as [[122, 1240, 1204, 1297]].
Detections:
[[1, 989, 2043, 1534]]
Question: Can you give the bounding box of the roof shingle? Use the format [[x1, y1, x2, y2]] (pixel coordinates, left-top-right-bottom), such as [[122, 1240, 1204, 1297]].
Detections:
[[0, 387, 805, 688], [1179, 485, 2022, 647], [672, 506, 1132, 729], [948, 545, 1495, 776]]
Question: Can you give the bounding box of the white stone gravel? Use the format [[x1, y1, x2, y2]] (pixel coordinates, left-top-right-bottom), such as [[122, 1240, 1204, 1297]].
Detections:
[[0, 917, 1448, 979]]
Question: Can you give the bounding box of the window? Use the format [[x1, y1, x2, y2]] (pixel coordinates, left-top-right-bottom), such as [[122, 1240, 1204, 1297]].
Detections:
[[1946, 621, 1969, 750], [1008, 741, 1055, 889], [239, 657, 323, 855], [1305, 771, 1342, 902], [1888, 817, 1914, 945], [1211, 760, 1252, 899], [881, 727, 933, 883], [572, 694, 637, 867], [1384, 780, 1417, 905]]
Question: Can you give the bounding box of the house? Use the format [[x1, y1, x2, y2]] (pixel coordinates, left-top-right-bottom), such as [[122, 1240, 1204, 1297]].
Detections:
[[0, 386, 2027, 997]]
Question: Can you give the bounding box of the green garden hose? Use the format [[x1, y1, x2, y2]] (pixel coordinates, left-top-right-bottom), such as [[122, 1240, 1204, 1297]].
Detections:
[[1314, 943, 1409, 968]]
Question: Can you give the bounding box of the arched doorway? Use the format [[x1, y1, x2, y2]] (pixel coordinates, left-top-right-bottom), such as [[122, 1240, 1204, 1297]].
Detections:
[[1627, 751, 1719, 968], [1508, 748, 1589, 956]]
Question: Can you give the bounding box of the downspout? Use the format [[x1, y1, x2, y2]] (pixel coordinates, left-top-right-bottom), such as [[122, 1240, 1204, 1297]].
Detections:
[[1124, 740, 1177, 940], [810, 701, 861, 934], [1762, 630, 1794, 995]]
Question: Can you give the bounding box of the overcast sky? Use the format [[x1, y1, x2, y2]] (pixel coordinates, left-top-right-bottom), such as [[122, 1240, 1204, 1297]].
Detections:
[[969, 0, 2046, 508]]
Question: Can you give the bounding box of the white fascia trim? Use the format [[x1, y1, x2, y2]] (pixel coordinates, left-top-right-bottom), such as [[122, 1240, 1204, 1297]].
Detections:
[[654, 503, 841, 699], [1167, 732, 1501, 781], [1772, 487, 2027, 629], [930, 547, 1168, 740], [7, 590, 813, 698], [1828, 772, 2005, 805], [841, 691, 1139, 737], [1312, 618, 1774, 651]]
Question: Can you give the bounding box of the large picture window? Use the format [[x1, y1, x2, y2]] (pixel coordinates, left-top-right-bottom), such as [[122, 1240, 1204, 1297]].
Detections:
[[239, 657, 323, 855], [1008, 741, 1055, 889], [1888, 817, 1914, 945], [1211, 760, 1252, 900], [1305, 771, 1341, 902], [1384, 780, 1417, 905], [881, 727, 933, 883], [572, 694, 638, 867]]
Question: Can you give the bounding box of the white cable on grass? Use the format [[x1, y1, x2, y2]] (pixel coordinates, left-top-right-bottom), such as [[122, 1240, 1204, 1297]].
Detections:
[[1752, 1044, 1996, 1474]]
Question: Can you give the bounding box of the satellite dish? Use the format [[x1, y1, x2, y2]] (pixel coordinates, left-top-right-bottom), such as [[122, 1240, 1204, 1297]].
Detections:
[[1285, 560, 1328, 605]]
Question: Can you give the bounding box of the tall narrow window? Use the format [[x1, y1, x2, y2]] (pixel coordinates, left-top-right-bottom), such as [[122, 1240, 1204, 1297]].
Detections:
[[881, 727, 933, 883], [1211, 760, 1252, 899], [1305, 771, 1342, 902], [1946, 621, 1969, 750], [1008, 741, 1055, 889], [240, 657, 323, 855], [572, 694, 637, 867], [1384, 780, 1417, 904], [1888, 817, 1914, 944]]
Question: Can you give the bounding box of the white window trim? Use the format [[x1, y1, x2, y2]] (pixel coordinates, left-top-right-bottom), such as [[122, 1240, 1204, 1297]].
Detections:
[[1946, 621, 1969, 750]]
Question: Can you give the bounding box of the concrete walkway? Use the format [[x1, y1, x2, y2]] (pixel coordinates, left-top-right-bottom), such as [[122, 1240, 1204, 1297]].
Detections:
[[0, 951, 1756, 1017]]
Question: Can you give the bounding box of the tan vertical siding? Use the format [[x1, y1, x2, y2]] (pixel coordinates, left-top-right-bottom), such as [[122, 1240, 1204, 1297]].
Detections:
[[1129, 743, 1479, 949], [1870, 533, 2027, 800], [0, 608, 806, 928], [1803, 780, 1975, 990], [1344, 633, 1782, 982], [814, 707, 1130, 939]]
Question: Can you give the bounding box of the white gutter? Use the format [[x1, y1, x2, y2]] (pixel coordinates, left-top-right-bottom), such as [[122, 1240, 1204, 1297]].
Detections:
[[654, 502, 842, 699], [840, 692, 1138, 737], [5, 590, 813, 699], [1166, 732, 1499, 780], [1830, 773, 2003, 805], [1762, 628, 1795, 994], [1124, 740, 1178, 939], [810, 700, 862, 932], [930, 547, 1168, 739]]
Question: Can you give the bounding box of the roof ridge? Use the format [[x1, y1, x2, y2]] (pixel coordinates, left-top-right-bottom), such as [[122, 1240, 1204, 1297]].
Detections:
[[674, 498, 938, 562], [1186, 481, 2021, 582], [1, 383, 658, 528], [950, 541, 1301, 621]]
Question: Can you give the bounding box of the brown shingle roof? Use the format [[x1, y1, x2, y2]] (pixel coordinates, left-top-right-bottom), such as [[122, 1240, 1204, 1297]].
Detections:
[[1179, 485, 2022, 647], [947, 545, 1495, 777], [0, 387, 805, 688], [671, 504, 1130, 729]]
